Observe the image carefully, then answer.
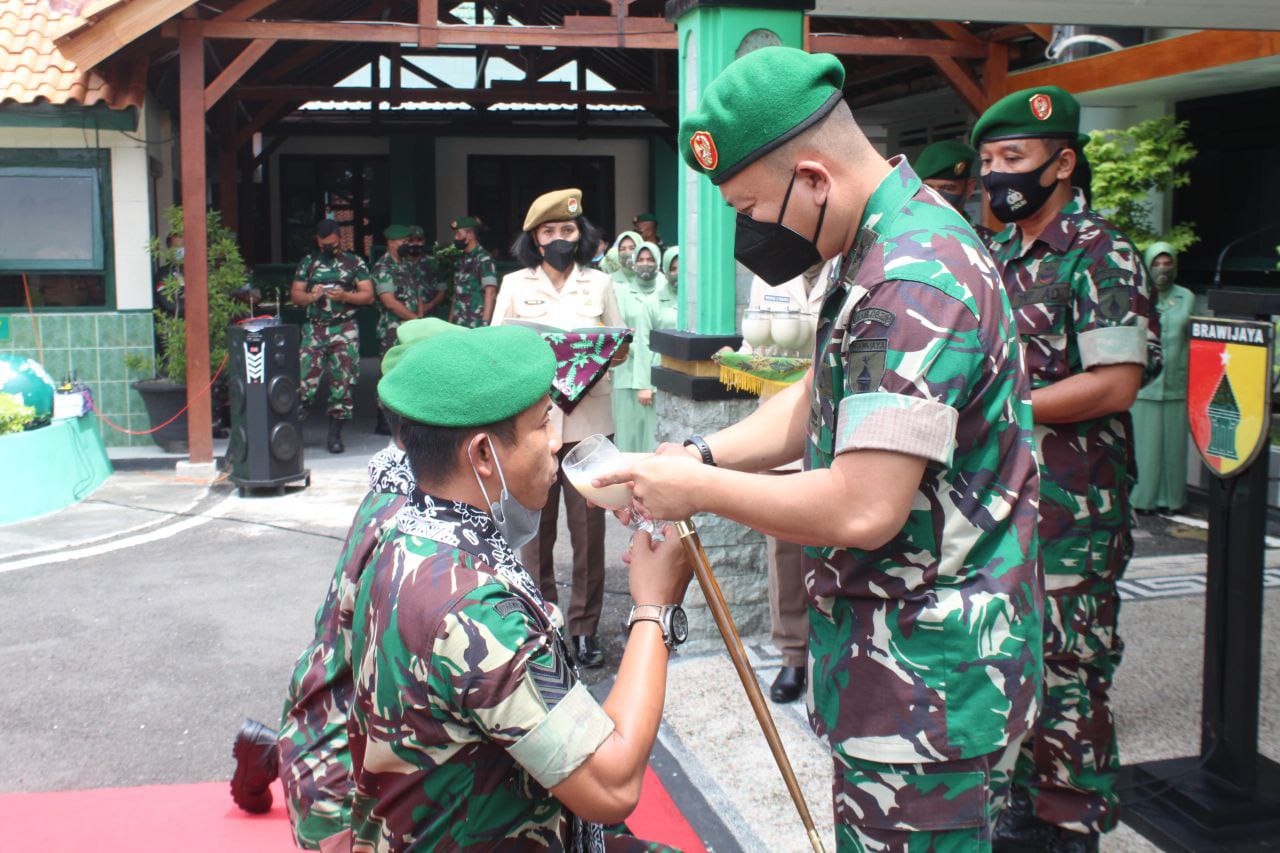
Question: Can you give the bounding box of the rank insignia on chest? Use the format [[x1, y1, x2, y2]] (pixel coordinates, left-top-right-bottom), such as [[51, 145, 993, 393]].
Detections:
[[846, 339, 888, 394]]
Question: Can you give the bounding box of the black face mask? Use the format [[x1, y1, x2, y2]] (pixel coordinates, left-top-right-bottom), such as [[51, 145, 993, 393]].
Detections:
[[320, 244, 338, 257], [453, 239, 468, 251], [734, 170, 827, 286], [400, 244, 420, 258], [982, 148, 1064, 223], [938, 189, 967, 211], [541, 239, 578, 272]]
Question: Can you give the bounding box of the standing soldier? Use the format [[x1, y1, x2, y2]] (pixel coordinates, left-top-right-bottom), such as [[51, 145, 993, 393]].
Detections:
[[373, 225, 421, 355], [448, 215, 498, 328], [633, 212, 664, 251], [914, 139, 980, 224], [291, 219, 375, 454], [595, 47, 1043, 849], [974, 86, 1158, 852], [406, 225, 448, 321], [372, 225, 422, 435]]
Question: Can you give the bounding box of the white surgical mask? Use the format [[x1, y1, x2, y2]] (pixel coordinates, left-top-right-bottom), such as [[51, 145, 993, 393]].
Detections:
[[470, 436, 541, 549]]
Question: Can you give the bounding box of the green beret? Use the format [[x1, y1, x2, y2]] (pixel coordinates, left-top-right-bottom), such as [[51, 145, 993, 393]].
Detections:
[[972, 86, 1086, 147], [679, 47, 845, 185], [406, 225, 425, 239], [522, 189, 583, 231], [915, 140, 979, 181], [633, 212, 657, 224], [379, 318, 463, 375], [383, 224, 411, 240], [378, 326, 555, 427], [451, 216, 480, 230]]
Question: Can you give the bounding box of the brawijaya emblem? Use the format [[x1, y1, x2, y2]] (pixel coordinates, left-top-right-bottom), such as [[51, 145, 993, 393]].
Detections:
[[1030, 93, 1053, 121]]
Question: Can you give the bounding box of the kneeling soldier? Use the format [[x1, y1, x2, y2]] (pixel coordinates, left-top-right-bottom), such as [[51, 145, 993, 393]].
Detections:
[[350, 325, 692, 851]]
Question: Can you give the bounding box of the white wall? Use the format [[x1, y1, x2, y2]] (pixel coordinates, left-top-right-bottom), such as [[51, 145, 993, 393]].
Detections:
[[433, 136, 650, 245], [0, 101, 168, 311]]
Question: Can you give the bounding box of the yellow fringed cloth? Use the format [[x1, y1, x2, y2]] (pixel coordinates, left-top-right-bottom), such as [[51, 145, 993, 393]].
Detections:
[[712, 352, 811, 397]]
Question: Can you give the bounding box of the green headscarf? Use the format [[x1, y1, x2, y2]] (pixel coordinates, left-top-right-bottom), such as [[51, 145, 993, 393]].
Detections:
[[611, 230, 643, 278], [632, 241, 664, 292], [599, 247, 622, 276], [661, 246, 679, 285], [1144, 241, 1177, 289]]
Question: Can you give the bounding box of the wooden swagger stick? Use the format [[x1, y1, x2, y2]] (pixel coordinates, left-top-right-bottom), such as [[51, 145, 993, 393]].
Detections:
[[673, 519, 827, 853]]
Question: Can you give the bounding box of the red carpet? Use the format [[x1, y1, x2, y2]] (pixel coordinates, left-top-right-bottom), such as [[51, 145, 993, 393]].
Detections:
[[0, 770, 705, 852]]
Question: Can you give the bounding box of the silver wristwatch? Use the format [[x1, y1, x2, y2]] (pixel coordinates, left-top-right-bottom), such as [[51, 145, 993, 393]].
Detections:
[[626, 604, 689, 650]]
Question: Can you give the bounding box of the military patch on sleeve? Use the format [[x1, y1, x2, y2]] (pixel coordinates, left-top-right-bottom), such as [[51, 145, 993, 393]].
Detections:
[[526, 647, 574, 710], [494, 598, 532, 620], [852, 307, 895, 328], [1097, 284, 1131, 322], [845, 339, 887, 395]]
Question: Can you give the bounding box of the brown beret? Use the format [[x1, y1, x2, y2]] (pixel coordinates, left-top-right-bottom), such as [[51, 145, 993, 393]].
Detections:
[[522, 188, 583, 232]]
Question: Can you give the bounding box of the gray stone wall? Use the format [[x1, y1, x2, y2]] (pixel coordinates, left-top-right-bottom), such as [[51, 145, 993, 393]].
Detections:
[[655, 392, 770, 653]]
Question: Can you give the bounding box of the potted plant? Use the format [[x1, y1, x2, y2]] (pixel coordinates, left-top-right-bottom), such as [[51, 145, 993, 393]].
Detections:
[[126, 205, 245, 452]]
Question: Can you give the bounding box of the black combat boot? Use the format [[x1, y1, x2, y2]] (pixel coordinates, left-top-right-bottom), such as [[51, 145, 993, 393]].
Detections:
[[770, 666, 806, 703], [1048, 827, 1100, 853], [571, 635, 604, 668], [230, 719, 279, 814], [993, 786, 1054, 852], [327, 416, 345, 454]]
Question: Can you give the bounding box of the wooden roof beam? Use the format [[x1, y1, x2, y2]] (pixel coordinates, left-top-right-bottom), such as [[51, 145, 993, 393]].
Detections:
[[930, 56, 985, 114], [170, 17, 677, 49], [986, 23, 1051, 43], [233, 84, 656, 106], [808, 33, 986, 59], [213, 0, 280, 22], [998, 28, 1280, 97], [205, 38, 276, 110], [58, 0, 200, 70]]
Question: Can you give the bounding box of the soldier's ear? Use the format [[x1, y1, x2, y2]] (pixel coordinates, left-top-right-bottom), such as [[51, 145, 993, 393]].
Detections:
[[794, 159, 833, 207]]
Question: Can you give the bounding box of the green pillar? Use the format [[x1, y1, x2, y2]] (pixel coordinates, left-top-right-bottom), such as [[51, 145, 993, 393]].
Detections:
[[389, 133, 436, 238], [670, 1, 811, 333]]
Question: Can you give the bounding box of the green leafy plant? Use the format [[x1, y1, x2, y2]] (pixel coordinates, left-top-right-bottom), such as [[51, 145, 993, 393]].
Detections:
[[146, 206, 246, 384], [430, 242, 463, 281], [1085, 116, 1199, 253], [0, 392, 35, 435]]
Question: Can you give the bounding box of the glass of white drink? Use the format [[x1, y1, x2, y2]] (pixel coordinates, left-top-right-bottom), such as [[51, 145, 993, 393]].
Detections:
[[741, 309, 774, 354], [769, 310, 808, 356], [562, 434, 658, 534]]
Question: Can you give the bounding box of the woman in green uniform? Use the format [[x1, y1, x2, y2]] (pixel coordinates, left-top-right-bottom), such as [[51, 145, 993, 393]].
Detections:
[[611, 239, 666, 452], [1132, 241, 1194, 513]]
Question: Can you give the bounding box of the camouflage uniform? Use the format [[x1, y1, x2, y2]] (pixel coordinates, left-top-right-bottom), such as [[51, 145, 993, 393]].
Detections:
[[349, 489, 615, 852], [450, 245, 498, 328], [414, 253, 450, 321], [984, 188, 1158, 834], [277, 447, 415, 849], [296, 250, 370, 419], [371, 252, 420, 355], [805, 158, 1043, 849]]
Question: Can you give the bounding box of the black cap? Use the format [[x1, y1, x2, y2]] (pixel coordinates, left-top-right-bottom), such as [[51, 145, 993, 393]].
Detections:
[[315, 219, 340, 238]]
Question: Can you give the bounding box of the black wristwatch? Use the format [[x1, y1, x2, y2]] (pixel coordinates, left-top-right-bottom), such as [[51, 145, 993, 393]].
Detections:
[[626, 604, 689, 650], [683, 435, 716, 467]]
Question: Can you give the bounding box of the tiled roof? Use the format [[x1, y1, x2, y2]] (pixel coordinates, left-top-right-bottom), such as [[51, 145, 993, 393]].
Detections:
[[0, 0, 144, 109]]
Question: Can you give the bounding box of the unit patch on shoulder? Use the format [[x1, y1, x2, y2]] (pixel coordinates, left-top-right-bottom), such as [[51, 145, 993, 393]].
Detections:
[[690, 130, 718, 171], [852, 307, 895, 328], [845, 338, 888, 395]]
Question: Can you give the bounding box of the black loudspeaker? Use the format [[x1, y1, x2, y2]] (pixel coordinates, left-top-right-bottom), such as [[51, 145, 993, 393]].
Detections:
[[225, 319, 310, 495]]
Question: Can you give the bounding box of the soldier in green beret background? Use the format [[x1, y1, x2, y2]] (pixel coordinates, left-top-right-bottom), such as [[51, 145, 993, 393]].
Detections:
[[633, 212, 664, 251], [596, 45, 1043, 851], [350, 324, 692, 850], [372, 225, 423, 435], [974, 85, 1160, 852], [291, 218, 375, 454], [448, 215, 498, 328], [914, 139, 980, 223], [406, 225, 449, 320]]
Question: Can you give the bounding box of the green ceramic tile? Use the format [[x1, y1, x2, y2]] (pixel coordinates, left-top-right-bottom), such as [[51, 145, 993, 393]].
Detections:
[[97, 380, 127, 415], [68, 346, 99, 383], [67, 315, 96, 348], [39, 315, 69, 349], [40, 349, 69, 383], [8, 316, 34, 349], [124, 312, 155, 347], [96, 314, 125, 348], [98, 348, 128, 382], [125, 385, 146, 415]]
